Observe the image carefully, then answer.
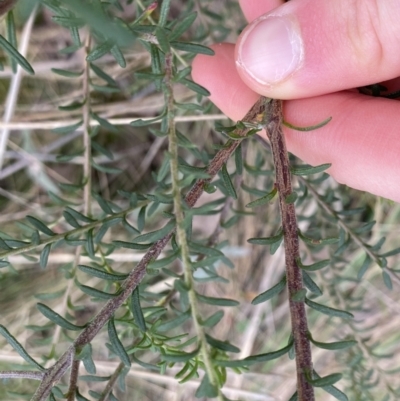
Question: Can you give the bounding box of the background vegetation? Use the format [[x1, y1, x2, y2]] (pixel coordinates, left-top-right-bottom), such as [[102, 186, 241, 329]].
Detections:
[[0, 1, 399, 400]]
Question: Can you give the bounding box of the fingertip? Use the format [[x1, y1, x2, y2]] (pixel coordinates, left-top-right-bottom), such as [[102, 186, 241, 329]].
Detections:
[[192, 43, 259, 121], [239, 0, 283, 22]]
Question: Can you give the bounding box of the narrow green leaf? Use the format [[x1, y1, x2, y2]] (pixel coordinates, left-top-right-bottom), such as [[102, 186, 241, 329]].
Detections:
[[175, 362, 191, 379], [86, 229, 95, 258], [205, 334, 240, 353], [52, 120, 83, 134], [112, 241, 151, 250], [305, 298, 353, 319], [178, 164, 209, 178], [37, 303, 85, 331], [353, 220, 376, 234], [76, 343, 96, 374], [307, 372, 342, 387], [244, 341, 293, 365], [221, 164, 237, 199], [90, 63, 117, 86], [92, 162, 122, 174], [40, 244, 52, 269], [169, 12, 197, 41], [357, 255, 372, 280], [158, 311, 191, 332], [0, 237, 12, 250], [76, 389, 91, 401], [108, 317, 131, 367], [195, 373, 218, 398], [132, 219, 175, 243], [170, 41, 214, 55], [138, 205, 146, 232], [285, 191, 298, 204], [26, 216, 55, 236], [0, 325, 45, 371], [196, 294, 239, 307], [309, 333, 356, 351], [321, 384, 348, 401], [148, 249, 180, 269], [246, 187, 277, 208], [298, 231, 339, 246], [297, 258, 330, 272], [34, 289, 66, 301], [380, 247, 400, 257], [155, 27, 170, 52], [201, 310, 224, 328], [6, 11, 17, 73], [51, 68, 83, 77], [382, 270, 393, 290], [0, 260, 10, 268], [284, 116, 332, 131], [130, 287, 147, 332], [291, 289, 307, 302], [161, 348, 199, 362], [131, 115, 166, 128], [252, 276, 286, 305], [291, 163, 331, 176], [0, 34, 34, 74], [302, 271, 323, 296], [78, 265, 128, 281], [91, 113, 119, 134], [111, 44, 126, 68], [86, 40, 114, 61], [76, 280, 117, 300], [64, 207, 94, 223], [131, 354, 159, 371], [159, 0, 171, 26], [248, 231, 283, 245], [181, 78, 210, 96]]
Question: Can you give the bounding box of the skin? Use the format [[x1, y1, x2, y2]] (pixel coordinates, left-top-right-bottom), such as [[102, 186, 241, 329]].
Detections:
[[192, 0, 400, 203]]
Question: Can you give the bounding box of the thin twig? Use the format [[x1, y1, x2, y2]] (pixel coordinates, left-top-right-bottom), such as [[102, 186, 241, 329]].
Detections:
[[66, 359, 80, 401], [0, 370, 44, 380], [97, 362, 125, 401], [261, 98, 314, 401], [165, 52, 223, 400], [83, 33, 92, 217]]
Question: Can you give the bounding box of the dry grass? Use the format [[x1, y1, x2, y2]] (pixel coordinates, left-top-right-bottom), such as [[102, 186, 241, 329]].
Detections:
[[0, 1, 399, 401]]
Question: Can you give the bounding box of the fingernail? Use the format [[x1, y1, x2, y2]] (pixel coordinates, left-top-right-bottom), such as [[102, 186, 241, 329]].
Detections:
[[237, 16, 304, 85]]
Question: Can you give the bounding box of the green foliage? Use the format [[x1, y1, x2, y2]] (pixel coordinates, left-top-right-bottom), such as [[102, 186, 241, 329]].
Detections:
[[0, 1, 398, 401]]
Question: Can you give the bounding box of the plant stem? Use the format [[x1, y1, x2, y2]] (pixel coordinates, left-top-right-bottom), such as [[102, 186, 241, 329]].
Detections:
[[262, 98, 314, 401], [83, 33, 92, 218], [98, 362, 125, 401], [165, 52, 224, 400]]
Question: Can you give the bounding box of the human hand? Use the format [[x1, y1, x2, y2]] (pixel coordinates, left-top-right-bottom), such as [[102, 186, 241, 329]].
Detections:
[[192, 0, 400, 203]]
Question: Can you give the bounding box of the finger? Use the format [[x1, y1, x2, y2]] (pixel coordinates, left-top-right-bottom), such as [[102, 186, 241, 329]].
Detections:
[[235, 0, 400, 99], [239, 0, 283, 22], [192, 43, 259, 121], [192, 44, 400, 203]]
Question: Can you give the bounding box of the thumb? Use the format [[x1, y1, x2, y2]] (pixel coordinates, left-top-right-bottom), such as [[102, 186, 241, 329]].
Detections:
[[235, 0, 400, 99]]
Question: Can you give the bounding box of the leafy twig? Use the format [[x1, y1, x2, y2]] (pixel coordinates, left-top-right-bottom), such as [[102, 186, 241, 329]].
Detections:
[[165, 52, 224, 400], [29, 96, 268, 401]]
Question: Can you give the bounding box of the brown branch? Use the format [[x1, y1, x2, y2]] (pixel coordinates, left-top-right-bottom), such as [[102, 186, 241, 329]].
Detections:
[[66, 359, 80, 401], [98, 362, 125, 401], [262, 98, 314, 401], [0, 371, 44, 380], [30, 97, 269, 401]]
